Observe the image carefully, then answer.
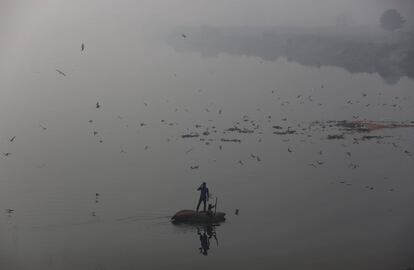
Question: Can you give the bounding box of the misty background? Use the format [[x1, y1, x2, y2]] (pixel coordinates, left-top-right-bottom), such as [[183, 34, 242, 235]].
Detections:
[[1, 1, 414, 270]]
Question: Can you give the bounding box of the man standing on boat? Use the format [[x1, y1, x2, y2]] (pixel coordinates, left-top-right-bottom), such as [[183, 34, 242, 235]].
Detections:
[[196, 182, 209, 212]]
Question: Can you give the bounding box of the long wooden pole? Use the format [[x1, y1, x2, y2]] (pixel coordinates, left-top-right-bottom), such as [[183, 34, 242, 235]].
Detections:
[[214, 197, 218, 215]]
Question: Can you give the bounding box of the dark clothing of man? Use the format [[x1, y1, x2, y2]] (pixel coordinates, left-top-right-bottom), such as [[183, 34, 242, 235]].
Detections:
[[198, 185, 209, 200], [197, 197, 207, 212], [196, 185, 209, 212]]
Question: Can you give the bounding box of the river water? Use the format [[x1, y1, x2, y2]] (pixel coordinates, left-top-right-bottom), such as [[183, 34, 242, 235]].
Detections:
[[1, 2, 414, 270]]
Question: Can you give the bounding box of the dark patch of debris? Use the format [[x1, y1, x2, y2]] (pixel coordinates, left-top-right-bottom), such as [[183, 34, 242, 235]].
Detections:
[[181, 133, 199, 138], [327, 134, 345, 140]]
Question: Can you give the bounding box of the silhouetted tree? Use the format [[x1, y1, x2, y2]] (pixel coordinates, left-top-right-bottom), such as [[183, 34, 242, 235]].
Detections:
[[380, 9, 405, 35]]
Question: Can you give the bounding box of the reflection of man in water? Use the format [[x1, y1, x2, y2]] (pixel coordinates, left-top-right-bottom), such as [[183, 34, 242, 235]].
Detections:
[[198, 228, 210, 256], [196, 182, 209, 212], [205, 225, 218, 244], [197, 226, 219, 256]]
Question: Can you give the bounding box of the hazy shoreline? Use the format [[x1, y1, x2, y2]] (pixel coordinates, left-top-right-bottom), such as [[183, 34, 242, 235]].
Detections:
[[169, 26, 414, 84]]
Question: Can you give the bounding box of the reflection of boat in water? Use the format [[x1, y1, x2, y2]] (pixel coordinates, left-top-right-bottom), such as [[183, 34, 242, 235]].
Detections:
[[171, 210, 226, 224]]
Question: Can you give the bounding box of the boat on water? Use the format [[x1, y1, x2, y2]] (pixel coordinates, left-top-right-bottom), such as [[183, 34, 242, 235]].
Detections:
[[171, 210, 226, 224]]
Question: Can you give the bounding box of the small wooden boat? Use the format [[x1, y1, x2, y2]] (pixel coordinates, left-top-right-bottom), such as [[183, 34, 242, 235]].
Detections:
[[171, 210, 226, 224]]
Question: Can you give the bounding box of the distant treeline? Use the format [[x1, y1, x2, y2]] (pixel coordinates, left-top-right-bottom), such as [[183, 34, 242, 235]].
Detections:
[[169, 26, 414, 85]]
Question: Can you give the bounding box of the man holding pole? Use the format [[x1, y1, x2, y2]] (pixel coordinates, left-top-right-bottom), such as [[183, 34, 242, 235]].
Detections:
[[196, 182, 209, 212]]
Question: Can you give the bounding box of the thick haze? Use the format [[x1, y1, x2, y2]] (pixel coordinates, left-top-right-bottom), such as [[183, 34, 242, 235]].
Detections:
[[1, 0, 413, 88], [1, 1, 414, 270]]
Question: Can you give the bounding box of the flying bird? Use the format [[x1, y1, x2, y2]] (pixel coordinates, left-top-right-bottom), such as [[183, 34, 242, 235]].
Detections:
[[81, 43, 85, 52], [40, 124, 47, 130], [3, 153, 11, 157], [56, 69, 66, 76], [181, 34, 187, 38], [9, 136, 16, 142], [288, 148, 292, 153], [96, 102, 101, 109]]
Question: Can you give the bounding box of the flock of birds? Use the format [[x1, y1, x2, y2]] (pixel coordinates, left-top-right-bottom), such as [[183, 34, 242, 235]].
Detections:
[[2, 36, 414, 217]]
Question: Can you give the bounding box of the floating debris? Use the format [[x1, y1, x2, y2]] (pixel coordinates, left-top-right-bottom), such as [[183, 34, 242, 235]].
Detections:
[[327, 134, 345, 140], [226, 127, 254, 134], [181, 133, 199, 139], [221, 138, 241, 143], [334, 120, 414, 133], [361, 135, 389, 140]]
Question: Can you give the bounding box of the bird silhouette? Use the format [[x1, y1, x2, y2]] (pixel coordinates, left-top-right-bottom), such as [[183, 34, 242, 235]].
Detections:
[[181, 34, 187, 38], [3, 153, 11, 157], [288, 148, 292, 153], [96, 102, 101, 109], [56, 69, 66, 76], [40, 124, 47, 130], [9, 136, 16, 142], [81, 43, 85, 52]]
